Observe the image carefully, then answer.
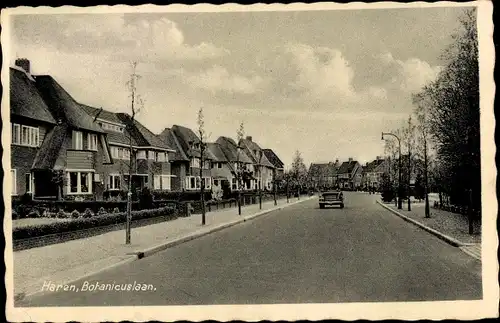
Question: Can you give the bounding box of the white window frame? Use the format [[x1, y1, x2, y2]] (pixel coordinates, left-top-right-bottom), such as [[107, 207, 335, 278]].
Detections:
[[148, 151, 155, 160], [107, 174, 121, 190], [12, 123, 39, 147], [136, 150, 146, 160], [190, 158, 200, 168], [161, 175, 171, 191], [232, 178, 237, 190], [156, 152, 165, 162], [203, 177, 212, 190], [87, 133, 98, 151], [25, 173, 32, 193], [66, 171, 93, 195], [11, 169, 17, 195], [73, 131, 83, 150]]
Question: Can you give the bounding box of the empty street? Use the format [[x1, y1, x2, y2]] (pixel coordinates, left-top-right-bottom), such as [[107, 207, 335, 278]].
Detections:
[[20, 192, 482, 307]]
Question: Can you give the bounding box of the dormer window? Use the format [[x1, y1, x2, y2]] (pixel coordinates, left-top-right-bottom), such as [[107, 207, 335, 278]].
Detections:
[[73, 130, 83, 150]]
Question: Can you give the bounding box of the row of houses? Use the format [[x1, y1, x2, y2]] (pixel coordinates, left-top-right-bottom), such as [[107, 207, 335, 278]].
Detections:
[[9, 59, 285, 201], [308, 157, 390, 191]]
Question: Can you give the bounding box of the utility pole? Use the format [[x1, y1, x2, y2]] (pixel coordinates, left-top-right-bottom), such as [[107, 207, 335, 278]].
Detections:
[[273, 169, 277, 206], [236, 123, 244, 215]]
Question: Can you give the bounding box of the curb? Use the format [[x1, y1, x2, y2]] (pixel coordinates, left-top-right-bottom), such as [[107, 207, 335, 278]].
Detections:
[[138, 196, 314, 259], [376, 200, 465, 247]]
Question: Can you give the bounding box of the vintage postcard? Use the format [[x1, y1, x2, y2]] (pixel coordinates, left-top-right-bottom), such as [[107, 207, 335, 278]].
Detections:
[[2, 1, 497, 321]]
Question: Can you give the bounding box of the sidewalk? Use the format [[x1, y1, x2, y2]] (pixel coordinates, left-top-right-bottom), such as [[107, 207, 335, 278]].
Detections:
[[378, 201, 481, 260], [13, 195, 314, 299]]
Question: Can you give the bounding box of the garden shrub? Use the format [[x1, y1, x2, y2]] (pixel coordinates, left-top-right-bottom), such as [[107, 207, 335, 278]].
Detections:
[[71, 210, 80, 219], [27, 209, 41, 218], [113, 207, 120, 214], [13, 206, 176, 240], [83, 208, 94, 218], [56, 209, 67, 219], [97, 207, 107, 216]]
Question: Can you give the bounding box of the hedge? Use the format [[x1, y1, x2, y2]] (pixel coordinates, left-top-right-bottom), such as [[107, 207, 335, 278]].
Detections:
[[13, 206, 176, 240]]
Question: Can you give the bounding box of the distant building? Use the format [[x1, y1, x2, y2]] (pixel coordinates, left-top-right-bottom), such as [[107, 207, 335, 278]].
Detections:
[[337, 158, 362, 190]]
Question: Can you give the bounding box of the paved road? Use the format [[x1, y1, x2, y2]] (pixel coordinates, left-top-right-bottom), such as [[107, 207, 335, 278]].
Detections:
[[19, 192, 482, 306]]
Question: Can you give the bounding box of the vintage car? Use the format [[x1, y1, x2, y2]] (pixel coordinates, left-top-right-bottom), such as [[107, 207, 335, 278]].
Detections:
[[319, 190, 344, 209]]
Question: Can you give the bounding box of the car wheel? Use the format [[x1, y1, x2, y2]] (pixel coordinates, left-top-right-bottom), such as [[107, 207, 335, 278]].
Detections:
[[340, 204, 344, 209], [319, 204, 325, 209]]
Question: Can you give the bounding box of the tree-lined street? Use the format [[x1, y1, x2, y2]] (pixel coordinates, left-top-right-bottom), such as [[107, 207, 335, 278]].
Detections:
[[21, 192, 481, 307]]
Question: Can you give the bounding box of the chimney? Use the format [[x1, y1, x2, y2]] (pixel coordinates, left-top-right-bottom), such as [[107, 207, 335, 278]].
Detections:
[[246, 136, 252, 141], [376, 156, 380, 160], [15, 58, 30, 74], [348, 157, 353, 162]]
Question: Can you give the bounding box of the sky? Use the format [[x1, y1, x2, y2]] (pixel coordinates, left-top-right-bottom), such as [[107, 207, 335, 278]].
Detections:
[[8, 6, 470, 168]]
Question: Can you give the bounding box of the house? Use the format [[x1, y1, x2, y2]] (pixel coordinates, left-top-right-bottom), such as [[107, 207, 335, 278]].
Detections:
[[157, 128, 190, 192], [10, 59, 114, 200], [168, 125, 216, 191], [308, 160, 339, 190], [361, 156, 389, 191], [262, 148, 285, 178], [239, 136, 276, 191], [216, 136, 254, 191], [81, 105, 175, 197], [10, 62, 57, 198], [337, 158, 362, 190], [207, 142, 234, 197]]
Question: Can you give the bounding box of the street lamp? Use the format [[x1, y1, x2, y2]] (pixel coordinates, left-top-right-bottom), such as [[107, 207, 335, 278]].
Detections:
[[382, 132, 403, 210]]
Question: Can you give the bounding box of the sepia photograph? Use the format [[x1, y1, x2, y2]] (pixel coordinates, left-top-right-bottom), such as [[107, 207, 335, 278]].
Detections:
[[2, 1, 497, 321]]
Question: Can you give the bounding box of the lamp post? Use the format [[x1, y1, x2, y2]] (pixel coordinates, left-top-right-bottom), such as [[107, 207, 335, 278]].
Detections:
[[382, 132, 402, 210]]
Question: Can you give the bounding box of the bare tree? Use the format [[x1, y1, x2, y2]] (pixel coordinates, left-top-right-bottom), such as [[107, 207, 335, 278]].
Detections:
[[291, 150, 307, 200], [402, 115, 417, 211], [124, 61, 143, 244], [413, 94, 434, 218], [198, 107, 207, 225], [235, 122, 245, 215]]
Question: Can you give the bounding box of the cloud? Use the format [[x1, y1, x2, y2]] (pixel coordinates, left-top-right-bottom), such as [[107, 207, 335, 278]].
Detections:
[[184, 65, 268, 94], [378, 52, 442, 93], [16, 14, 229, 62], [285, 43, 356, 100]]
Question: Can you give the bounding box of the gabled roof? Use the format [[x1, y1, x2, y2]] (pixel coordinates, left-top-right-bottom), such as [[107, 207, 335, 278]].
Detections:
[[240, 138, 275, 168], [31, 125, 68, 170], [158, 128, 189, 162], [80, 104, 134, 146], [171, 125, 216, 160], [34, 75, 104, 133], [338, 160, 360, 174], [117, 113, 173, 151], [364, 158, 386, 173], [207, 142, 228, 162], [262, 149, 284, 169], [216, 136, 253, 164], [10, 68, 56, 124]]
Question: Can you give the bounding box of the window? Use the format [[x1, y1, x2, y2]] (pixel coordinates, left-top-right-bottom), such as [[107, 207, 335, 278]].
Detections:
[[190, 158, 200, 168], [11, 169, 17, 195], [136, 150, 146, 159], [161, 176, 170, 190], [214, 179, 219, 186], [87, 134, 98, 151], [73, 131, 83, 150], [156, 152, 165, 162], [25, 173, 32, 193], [111, 147, 130, 160], [148, 151, 155, 160], [203, 177, 211, 190], [11, 124, 20, 145], [204, 161, 210, 169], [232, 178, 237, 190], [11, 123, 39, 147], [190, 177, 196, 189], [218, 163, 222, 169], [67, 171, 93, 194], [107, 174, 121, 190]]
